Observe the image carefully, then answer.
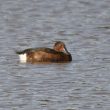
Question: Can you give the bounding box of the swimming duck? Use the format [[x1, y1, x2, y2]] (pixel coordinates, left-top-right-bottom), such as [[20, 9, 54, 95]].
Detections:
[[16, 41, 72, 63]]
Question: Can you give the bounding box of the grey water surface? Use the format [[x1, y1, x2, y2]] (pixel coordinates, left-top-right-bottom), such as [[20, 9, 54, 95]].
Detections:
[[0, 0, 110, 110]]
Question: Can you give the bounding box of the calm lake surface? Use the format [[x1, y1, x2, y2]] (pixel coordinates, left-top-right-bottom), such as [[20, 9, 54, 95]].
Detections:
[[0, 0, 110, 110]]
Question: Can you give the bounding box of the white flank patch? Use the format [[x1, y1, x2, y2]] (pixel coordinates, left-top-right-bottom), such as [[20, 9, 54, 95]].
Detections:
[[19, 53, 27, 63]]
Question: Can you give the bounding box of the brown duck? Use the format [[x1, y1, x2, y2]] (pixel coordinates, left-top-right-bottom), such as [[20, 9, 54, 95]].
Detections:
[[16, 41, 72, 63]]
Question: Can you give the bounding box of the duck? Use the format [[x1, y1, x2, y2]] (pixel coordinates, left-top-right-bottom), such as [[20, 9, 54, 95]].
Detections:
[[16, 41, 72, 63]]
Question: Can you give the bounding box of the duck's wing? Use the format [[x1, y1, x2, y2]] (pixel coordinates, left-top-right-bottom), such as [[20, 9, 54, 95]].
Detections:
[[16, 48, 36, 54]]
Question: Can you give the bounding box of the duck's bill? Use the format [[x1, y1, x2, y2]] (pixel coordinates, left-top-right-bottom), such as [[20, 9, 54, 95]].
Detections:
[[63, 46, 70, 54]]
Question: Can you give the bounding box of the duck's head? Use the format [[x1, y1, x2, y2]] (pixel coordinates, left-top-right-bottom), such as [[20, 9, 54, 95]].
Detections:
[[53, 41, 70, 54]]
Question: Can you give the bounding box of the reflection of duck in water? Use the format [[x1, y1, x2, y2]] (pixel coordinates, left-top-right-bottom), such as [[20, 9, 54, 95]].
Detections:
[[16, 41, 72, 63]]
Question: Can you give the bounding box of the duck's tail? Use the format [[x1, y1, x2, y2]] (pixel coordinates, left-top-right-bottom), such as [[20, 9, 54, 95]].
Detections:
[[15, 50, 25, 54], [15, 50, 27, 63]]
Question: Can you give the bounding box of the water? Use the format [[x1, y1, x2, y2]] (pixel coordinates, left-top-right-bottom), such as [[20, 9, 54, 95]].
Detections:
[[0, 0, 110, 110]]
